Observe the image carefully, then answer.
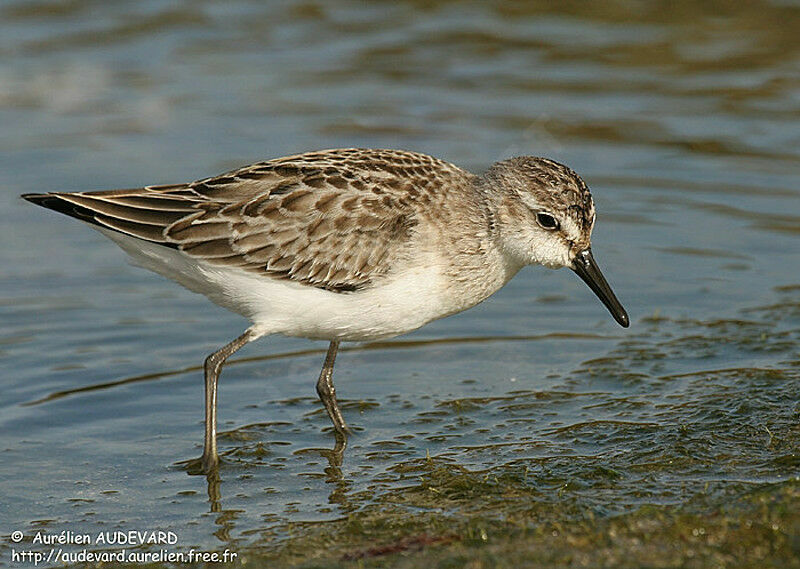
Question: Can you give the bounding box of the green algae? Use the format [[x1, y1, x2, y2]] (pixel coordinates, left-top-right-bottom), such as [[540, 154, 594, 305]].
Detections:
[[245, 478, 800, 569]]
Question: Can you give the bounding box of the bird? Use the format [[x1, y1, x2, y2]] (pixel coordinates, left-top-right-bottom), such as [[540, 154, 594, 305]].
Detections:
[[22, 148, 629, 473]]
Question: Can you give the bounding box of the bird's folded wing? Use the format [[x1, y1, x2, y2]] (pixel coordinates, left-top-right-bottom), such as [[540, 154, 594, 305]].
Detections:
[[24, 149, 456, 292]]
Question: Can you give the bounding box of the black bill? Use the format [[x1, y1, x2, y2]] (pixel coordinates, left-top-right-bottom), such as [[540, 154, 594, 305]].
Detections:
[[571, 248, 629, 328]]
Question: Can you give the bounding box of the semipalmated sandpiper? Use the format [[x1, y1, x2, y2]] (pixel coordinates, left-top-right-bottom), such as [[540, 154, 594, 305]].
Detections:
[[23, 148, 629, 472]]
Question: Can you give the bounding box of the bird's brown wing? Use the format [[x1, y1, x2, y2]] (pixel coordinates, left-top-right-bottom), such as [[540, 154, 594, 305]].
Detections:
[[23, 149, 470, 292]]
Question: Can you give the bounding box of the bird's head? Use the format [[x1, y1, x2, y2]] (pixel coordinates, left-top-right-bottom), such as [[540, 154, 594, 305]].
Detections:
[[485, 156, 629, 327]]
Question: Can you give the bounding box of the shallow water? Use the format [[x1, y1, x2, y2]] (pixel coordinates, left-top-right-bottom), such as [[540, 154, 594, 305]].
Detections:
[[1, 1, 798, 566]]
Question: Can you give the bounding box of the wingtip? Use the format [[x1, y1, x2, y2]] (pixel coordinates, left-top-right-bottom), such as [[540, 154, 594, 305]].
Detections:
[[21, 192, 66, 211], [19, 192, 96, 223], [21, 192, 48, 203]]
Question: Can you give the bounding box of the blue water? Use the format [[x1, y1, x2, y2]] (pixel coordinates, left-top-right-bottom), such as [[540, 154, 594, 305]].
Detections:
[[1, 0, 798, 560]]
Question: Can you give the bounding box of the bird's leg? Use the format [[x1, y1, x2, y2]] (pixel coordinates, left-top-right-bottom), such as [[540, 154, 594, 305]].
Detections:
[[202, 328, 257, 473], [316, 340, 350, 442]]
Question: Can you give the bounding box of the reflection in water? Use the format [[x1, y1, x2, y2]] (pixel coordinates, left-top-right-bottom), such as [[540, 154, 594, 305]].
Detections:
[[200, 434, 349, 547]]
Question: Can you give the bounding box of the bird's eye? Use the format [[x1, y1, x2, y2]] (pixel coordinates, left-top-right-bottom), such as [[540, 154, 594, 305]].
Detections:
[[536, 212, 559, 230]]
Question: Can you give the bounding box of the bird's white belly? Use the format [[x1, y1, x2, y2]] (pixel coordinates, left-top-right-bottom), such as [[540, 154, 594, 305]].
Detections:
[[100, 228, 472, 342], [219, 263, 459, 341]]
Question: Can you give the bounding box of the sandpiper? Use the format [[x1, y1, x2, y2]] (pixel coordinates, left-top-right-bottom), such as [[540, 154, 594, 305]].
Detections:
[[23, 148, 628, 472]]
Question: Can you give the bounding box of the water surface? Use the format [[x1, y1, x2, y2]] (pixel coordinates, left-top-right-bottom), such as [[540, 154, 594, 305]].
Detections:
[[1, 1, 798, 567]]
